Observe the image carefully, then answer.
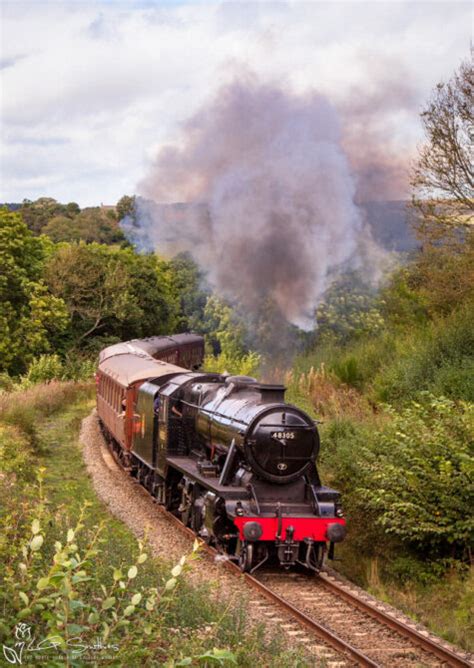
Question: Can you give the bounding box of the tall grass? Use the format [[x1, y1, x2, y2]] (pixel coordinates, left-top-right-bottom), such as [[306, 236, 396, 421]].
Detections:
[[0, 381, 93, 450], [285, 364, 372, 420]]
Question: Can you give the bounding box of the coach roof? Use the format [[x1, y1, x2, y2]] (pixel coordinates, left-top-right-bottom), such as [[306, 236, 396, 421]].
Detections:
[[98, 353, 185, 387], [99, 333, 204, 364]]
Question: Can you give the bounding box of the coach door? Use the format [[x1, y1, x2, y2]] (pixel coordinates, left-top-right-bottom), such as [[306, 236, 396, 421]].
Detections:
[[157, 396, 169, 477]]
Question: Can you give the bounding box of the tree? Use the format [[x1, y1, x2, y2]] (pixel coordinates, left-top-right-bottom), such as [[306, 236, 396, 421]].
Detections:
[[43, 208, 125, 245], [0, 208, 69, 374], [45, 243, 177, 348], [20, 198, 80, 234], [118, 250, 177, 339], [202, 295, 261, 376], [412, 53, 473, 231], [316, 273, 385, 344], [410, 54, 474, 315], [203, 295, 247, 358], [45, 243, 135, 346], [116, 195, 136, 223], [168, 253, 208, 332]]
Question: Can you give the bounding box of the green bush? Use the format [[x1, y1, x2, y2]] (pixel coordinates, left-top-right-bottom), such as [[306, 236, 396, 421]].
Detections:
[[0, 373, 14, 392], [385, 555, 464, 587], [62, 355, 96, 382], [357, 395, 473, 556], [0, 485, 231, 665], [316, 278, 386, 344], [23, 354, 64, 385], [0, 423, 32, 480], [373, 306, 474, 403], [331, 356, 363, 388], [203, 351, 261, 377]]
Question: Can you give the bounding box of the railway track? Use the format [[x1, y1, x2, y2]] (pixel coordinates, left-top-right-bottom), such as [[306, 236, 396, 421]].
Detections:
[[255, 569, 472, 667], [155, 501, 472, 667], [102, 428, 472, 668]]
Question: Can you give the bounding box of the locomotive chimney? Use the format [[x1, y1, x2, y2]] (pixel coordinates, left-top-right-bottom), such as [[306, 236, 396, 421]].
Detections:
[[254, 383, 286, 403]]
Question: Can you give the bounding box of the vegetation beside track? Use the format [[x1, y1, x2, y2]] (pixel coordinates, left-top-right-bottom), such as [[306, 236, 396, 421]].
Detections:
[[283, 252, 474, 650], [0, 384, 307, 666]]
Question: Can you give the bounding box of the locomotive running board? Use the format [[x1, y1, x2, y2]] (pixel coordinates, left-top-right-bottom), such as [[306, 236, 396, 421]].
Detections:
[[167, 456, 247, 499]]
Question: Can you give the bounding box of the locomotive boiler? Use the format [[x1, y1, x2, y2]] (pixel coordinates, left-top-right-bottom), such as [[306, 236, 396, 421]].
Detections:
[[96, 335, 346, 573]]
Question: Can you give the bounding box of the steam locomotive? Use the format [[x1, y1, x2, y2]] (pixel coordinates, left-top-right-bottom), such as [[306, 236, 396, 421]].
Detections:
[[96, 334, 346, 573]]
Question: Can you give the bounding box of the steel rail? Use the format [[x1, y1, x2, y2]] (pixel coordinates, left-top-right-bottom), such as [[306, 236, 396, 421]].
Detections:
[[317, 572, 472, 668]]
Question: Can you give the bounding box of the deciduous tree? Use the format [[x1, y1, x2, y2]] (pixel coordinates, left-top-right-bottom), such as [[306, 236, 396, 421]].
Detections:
[[412, 53, 473, 232], [45, 243, 178, 348], [0, 208, 68, 374], [116, 195, 136, 223]]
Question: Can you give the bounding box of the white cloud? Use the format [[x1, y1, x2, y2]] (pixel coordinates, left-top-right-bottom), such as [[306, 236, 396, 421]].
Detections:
[[0, 0, 471, 205]]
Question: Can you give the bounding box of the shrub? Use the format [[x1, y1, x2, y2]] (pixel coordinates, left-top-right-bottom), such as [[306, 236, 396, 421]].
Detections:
[[62, 355, 96, 382], [203, 351, 261, 377], [0, 486, 221, 665], [285, 366, 371, 420], [0, 373, 14, 392], [22, 354, 64, 385], [316, 286, 386, 343], [373, 306, 474, 403], [357, 394, 473, 557], [331, 356, 363, 388], [0, 423, 32, 480]]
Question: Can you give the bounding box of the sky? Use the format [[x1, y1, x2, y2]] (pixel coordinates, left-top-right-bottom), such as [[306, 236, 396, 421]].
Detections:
[[0, 0, 472, 207]]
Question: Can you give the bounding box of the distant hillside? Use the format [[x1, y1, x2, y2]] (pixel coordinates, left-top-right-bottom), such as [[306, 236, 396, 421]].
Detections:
[[362, 200, 419, 252], [3, 198, 419, 253]]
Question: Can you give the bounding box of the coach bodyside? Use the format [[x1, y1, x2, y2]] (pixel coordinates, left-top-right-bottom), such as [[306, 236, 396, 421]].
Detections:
[[96, 353, 185, 451]]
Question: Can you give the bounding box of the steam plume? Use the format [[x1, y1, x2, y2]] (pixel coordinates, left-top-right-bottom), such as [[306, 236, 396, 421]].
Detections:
[[130, 75, 385, 331]]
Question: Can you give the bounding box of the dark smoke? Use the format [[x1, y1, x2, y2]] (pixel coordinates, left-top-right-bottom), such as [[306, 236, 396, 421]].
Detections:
[[130, 75, 386, 336]]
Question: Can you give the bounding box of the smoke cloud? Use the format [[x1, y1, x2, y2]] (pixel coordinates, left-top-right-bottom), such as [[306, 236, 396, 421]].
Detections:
[[128, 75, 387, 333], [338, 55, 418, 202]]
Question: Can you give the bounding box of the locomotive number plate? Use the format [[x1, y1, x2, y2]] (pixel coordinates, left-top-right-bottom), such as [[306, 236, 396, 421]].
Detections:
[[271, 431, 295, 440]]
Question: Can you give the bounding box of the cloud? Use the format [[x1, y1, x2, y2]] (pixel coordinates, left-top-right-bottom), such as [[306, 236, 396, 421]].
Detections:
[[0, 0, 471, 205]]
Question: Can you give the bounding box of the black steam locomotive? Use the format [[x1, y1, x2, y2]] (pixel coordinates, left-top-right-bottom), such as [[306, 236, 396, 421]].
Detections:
[[97, 335, 346, 572]]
